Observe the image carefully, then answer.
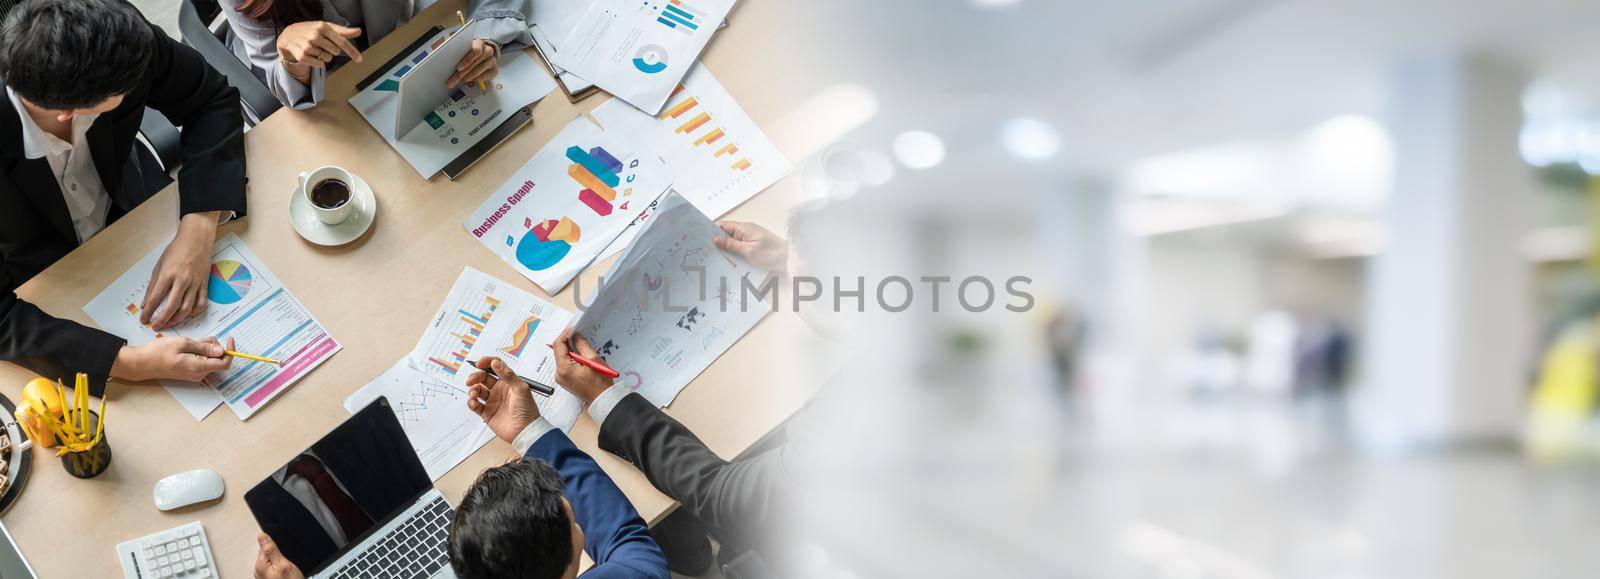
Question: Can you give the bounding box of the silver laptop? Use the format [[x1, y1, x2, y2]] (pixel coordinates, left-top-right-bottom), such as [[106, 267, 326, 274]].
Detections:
[[245, 399, 456, 579]]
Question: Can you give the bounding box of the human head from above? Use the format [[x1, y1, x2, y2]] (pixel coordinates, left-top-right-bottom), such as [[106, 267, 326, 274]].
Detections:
[[448, 457, 585, 579], [0, 0, 154, 121]]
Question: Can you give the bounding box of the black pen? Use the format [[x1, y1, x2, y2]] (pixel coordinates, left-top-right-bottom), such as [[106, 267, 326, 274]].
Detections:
[[473, 361, 557, 397]]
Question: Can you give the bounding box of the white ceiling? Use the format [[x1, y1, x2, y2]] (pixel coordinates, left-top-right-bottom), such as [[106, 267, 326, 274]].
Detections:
[[790, 0, 1600, 173]]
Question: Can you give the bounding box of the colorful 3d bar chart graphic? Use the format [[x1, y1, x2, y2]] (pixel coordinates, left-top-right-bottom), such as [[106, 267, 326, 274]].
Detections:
[[567, 146, 624, 216]]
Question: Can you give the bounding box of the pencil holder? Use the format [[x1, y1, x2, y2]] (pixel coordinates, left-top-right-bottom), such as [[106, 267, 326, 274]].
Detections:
[[60, 410, 111, 479]]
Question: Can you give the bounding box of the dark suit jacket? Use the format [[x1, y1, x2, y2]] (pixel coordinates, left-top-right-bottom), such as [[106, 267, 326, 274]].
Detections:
[[598, 392, 793, 572], [0, 18, 248, 395], [528, 428, 670, 579]]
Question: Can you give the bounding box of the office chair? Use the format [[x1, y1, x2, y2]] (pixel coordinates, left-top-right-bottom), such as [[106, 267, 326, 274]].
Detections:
[[140, 0, 284, 172], [179, 0, 282, 126]]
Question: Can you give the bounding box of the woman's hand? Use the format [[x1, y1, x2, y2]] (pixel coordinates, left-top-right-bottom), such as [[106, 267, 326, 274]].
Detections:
[[446, 40, 499, 89], [277, 21, 363, 73]]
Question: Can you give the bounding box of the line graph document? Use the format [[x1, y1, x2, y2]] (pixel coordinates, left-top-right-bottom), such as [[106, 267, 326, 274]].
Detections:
[[406, 267, 583, 431], [344, 361, 493, 481], [84, 234, 341, 420]]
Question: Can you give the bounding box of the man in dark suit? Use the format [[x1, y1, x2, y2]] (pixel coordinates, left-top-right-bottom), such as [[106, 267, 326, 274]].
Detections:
[[0, 0, 248, 394], [251, 356, 670, 579], [555, 221, 803, 579]]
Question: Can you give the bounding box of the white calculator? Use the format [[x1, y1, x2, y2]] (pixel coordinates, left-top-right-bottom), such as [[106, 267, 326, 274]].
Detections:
[[115, 521, 216, 578]]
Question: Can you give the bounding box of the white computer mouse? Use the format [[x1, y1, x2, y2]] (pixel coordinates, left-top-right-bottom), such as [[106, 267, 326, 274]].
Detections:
[[153, 469, 225, 511]]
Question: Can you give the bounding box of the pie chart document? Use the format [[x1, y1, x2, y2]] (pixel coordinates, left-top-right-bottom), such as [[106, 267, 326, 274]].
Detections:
[[84, 234, 343, 420], [463, 116, 673, 294]]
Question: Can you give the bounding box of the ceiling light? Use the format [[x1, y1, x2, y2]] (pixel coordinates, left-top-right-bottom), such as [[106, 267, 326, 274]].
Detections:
[[892, 130, 945, 169], [1002, 117, 1060, 160]]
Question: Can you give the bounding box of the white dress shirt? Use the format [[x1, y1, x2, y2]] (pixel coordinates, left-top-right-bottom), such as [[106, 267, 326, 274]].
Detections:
[[272, 451, 360, 547], [511, 385, 631, 455], [8, 88, 112, 244]]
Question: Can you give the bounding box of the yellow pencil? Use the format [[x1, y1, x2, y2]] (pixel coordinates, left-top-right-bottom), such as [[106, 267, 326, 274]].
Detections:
[[225, 350, 282, 366]]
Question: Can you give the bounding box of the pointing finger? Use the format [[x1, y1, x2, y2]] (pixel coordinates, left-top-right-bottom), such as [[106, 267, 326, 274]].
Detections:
[[140, 276, 173, 325]]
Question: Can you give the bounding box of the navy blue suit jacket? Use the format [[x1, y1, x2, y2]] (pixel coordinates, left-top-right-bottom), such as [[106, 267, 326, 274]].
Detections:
[[528, 429, 669, 579]]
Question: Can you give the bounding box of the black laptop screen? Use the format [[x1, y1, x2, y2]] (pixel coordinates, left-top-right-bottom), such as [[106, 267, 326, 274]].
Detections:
[[244, 398, 432, 574]]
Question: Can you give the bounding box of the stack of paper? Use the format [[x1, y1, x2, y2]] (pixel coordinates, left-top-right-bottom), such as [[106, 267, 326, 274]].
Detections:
[[533, 0, 736, 112], [345, 267, 579, 481], [527, 0, 597, 97], [85, 235, 342, 420]]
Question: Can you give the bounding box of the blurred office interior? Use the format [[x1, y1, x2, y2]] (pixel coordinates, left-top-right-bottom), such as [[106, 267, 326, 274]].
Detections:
[[771, 1, 1600, 577]]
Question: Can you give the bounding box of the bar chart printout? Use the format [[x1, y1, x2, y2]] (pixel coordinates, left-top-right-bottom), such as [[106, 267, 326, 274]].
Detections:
[[591, 64, 793, 259], [404, 267, 585, 430], [412, 272, 504, 382], [656, 0, 707, 35]]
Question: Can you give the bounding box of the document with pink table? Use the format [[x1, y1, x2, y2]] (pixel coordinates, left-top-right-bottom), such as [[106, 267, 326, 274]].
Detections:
[[84, 234, 342, 420]]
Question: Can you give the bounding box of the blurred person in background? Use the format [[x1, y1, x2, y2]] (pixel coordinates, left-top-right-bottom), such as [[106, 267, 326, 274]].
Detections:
[[1046, 306, 1088, 401]]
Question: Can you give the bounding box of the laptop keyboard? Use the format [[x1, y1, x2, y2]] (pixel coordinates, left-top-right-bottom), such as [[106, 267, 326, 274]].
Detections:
[[330, 495, 454, 579]]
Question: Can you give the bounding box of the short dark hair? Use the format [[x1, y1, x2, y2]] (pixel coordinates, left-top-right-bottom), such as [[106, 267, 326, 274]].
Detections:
[[0, 0, 155, 109], [449, 458, 575, 579]]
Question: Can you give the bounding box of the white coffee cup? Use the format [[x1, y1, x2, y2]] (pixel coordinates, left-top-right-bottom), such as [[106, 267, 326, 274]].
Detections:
[[298, 166, 357, 225]]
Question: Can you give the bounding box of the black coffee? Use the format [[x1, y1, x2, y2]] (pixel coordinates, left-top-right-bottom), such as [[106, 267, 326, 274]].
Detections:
[[311, 179, 351, 209]]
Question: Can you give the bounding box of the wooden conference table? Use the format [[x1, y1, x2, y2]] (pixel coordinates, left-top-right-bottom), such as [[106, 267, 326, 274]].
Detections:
[[0, 1, 831, 575]]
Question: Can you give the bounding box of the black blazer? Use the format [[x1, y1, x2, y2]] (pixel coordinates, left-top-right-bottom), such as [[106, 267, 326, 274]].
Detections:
[[0, 19, 248, 394]]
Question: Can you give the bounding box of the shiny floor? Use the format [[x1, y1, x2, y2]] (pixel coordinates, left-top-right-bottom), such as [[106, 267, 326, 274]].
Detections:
[[802, 389, 1600, 579]]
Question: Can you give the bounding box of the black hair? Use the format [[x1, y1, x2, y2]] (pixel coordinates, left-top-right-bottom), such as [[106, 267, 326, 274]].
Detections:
[[0, 0, 155, 110], [449, 458, 575, 579]]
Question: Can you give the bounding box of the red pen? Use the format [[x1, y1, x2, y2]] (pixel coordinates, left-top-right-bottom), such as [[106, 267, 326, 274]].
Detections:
[[549, 342, 621, 378]]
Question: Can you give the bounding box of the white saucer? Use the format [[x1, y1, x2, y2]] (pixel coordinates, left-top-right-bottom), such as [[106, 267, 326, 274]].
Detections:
[[289, 174, 377, 246]]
